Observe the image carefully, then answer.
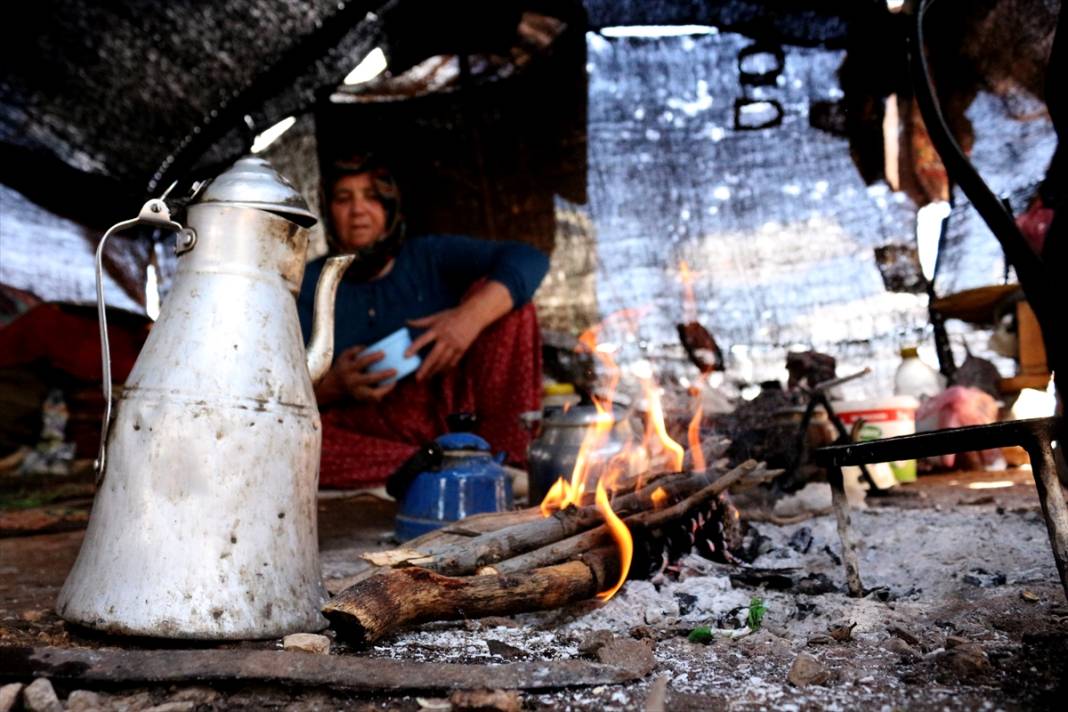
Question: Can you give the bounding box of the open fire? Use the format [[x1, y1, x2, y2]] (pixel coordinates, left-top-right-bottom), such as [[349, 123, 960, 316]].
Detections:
[[538, 303, 707, 600]]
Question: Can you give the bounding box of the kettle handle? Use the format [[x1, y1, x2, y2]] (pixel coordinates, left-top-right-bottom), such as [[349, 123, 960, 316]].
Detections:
[[93, 196, 194, 484]]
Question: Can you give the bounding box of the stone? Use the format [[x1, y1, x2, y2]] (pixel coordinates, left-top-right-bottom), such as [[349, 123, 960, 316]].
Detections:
[[578, 629, 616, 656], [66, 690, 105, 712], [595, 638, 656, 676], [109, 691, 155, 711], [787, 653, 831, 687], [449, 689, 522, 712], [0, 684, 24, 712], [939, 643, 992, 680], [168, 686, 221, 705], [887, 625, 921, 647], [629, 625, 658, 641], [283, 633, 331, 654], [143, 703, 196, 712], [738, 630, 792, 658], [881, 637, 921, 661], [485, 639, 526, 660], [828, 621, 856, 642], [23, 678, 62, 712]]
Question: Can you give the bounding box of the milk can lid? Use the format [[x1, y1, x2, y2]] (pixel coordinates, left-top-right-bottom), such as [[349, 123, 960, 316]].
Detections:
[[197, 156, 317, 227]]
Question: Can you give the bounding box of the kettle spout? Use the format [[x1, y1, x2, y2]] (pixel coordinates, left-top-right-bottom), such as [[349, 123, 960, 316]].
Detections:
[[305, 254, 355, 385]]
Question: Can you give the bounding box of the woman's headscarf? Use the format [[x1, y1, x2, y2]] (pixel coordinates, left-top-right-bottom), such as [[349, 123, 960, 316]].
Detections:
[[323, 154, 406, 281]]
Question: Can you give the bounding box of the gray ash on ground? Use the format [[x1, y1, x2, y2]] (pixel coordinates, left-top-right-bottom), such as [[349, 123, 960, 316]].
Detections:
[[343, 498, 1065, 710]]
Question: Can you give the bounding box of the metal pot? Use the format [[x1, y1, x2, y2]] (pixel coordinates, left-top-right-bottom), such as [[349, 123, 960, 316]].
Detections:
[[57, 157, 352, 639], [526, 404, 634, 503]]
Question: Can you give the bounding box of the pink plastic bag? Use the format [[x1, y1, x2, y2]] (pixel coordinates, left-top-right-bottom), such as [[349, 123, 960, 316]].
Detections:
[[915, 386, 1002, 470]]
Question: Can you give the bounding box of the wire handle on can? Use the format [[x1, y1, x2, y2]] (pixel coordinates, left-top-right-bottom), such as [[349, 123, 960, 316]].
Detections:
[[94, 192, 195, 483]]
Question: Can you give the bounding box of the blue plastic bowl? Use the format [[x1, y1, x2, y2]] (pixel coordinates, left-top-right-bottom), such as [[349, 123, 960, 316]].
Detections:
[[365, 328, 421, 384]]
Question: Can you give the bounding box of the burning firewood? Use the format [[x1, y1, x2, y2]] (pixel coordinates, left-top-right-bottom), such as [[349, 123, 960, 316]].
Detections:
[[324, 310, 783, 644], [386, 461, 757, 578], [326, 550, 622, 645], [323, 460, 779, 643]]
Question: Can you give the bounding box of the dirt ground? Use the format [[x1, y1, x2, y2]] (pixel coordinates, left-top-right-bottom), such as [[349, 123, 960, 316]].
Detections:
[[1, 467, 1066, 710]]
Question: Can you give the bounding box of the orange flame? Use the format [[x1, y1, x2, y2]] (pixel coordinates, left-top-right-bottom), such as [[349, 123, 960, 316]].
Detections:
[[595, 478, 632, 600], [540, 477, 574, 516], [639, 376, 685, 473], [558, 321, 623, 506], [537, 315, 635, 601], [687, 402, 705, 472], [537, 308, 689, 602], [650, 486, 669, 509], [679, 260, 698, 324]]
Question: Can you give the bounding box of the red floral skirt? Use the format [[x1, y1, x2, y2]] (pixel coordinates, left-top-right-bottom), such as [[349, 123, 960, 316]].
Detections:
[[318, 304, 541, 488]]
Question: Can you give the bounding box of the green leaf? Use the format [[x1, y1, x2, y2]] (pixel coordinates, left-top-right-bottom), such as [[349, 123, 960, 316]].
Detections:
[[747, 596, 767, 630], [687, 626, 713, 644]]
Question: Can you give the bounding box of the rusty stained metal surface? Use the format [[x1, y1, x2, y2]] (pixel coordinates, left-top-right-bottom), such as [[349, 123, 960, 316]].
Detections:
[[0, 645, 652, 691], [55, 161, 355, 639]]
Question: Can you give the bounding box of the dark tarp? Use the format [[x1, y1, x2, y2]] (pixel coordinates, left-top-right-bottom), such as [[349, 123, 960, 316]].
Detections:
[[0, 1, 862, 230], [0, 0, 530, 229], [1, 0, 1060, 399]]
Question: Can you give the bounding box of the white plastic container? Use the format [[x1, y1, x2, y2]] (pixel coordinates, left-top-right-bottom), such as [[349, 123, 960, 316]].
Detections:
[[834, 395, 920, 485], [894, 347, 943, 401]]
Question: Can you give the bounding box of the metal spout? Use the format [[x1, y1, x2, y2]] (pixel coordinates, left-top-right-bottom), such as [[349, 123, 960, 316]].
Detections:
[[306, 254, 355, 384]]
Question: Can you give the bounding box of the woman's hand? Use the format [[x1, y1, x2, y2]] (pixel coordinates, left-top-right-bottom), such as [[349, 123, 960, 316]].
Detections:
[[405, 308, 482, 381], [320, 345, 397, 402]]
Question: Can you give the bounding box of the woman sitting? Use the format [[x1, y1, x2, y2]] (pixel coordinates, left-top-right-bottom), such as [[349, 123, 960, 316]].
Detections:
[[297, 156, 549, 489]]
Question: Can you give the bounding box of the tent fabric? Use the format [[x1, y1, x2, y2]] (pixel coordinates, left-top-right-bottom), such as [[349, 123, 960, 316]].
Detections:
[[0, 0, 868, 230], [584, 0, 852, 46], [565, 28, 1049, 397], [0, 0, 529, 227]]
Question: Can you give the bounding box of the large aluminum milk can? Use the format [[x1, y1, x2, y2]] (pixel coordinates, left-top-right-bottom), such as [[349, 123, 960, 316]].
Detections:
[[57, 156, 353, 639]]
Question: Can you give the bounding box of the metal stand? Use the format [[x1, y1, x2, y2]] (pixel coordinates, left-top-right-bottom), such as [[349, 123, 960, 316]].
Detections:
[[786, 368, 884, 493], [815, 417, 1068, 600]]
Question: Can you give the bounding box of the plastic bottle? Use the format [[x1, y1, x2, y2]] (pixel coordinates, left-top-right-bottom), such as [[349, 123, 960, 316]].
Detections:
[[893, 346, 943, 401]]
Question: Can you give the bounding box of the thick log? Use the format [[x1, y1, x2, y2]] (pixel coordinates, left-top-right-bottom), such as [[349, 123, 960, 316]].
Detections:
[[324, 548, 622, 644], [0, 644, 648, 691], [326, 507, 548, 593]]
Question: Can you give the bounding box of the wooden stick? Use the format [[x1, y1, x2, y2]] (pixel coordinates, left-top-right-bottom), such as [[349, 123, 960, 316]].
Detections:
[[408, 467, 728, 576], [327, 506, 548, 593], [740, 507, 833, 526], [324, 547, 622, 644], [4, 644, 647, 691], [483, 461, 759, 575], [628, 461, 759, 529], [326, 469, 688, 592], [828, 467, 864, 597]]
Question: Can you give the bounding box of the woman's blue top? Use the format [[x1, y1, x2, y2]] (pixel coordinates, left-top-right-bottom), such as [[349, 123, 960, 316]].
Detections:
[[297, 234, 549, 358]]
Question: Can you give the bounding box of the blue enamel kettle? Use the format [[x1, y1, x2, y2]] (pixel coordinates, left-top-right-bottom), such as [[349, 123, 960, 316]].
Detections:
[[393, 432, 513, 541]]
